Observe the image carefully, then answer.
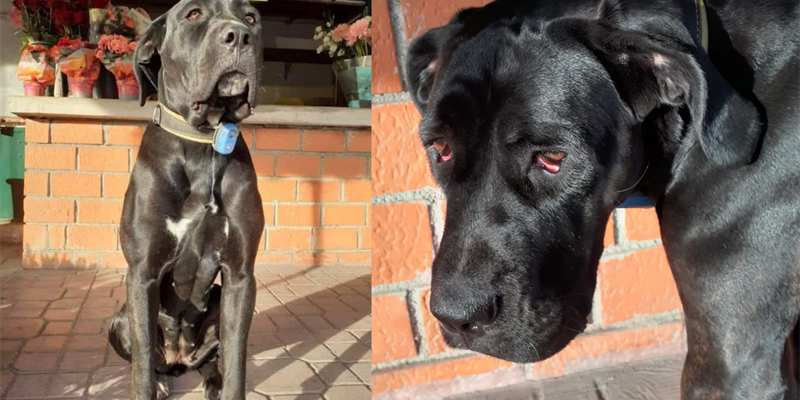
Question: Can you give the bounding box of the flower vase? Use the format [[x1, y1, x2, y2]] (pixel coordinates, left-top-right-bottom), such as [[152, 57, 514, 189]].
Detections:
[[17, 42, 56, 97], [101, 56, 138, 100], [116, 75, 138, 100], [332, 56, 371, 108], [57, 47, 101, 98]]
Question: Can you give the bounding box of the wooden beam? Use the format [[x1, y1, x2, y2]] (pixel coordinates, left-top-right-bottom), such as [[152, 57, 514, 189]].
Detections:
[[9, 97, 370, 128]]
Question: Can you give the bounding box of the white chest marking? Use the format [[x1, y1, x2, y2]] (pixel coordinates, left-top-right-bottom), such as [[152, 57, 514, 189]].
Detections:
[[166, 218, 192, 242], [223, 219, 229, 238]]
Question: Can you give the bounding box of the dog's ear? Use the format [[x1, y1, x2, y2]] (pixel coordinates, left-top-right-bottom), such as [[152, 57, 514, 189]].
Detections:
[[579, 24, 761, 167], [406, 8, 478, 113], [134, 15, 166, 107]]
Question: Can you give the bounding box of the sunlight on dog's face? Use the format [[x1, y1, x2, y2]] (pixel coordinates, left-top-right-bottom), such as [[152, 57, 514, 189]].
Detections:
[[415, 24, 644, 363]]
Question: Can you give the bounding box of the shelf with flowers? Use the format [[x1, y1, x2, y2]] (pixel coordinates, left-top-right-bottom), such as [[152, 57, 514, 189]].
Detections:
[[313, 11, 371, 108]]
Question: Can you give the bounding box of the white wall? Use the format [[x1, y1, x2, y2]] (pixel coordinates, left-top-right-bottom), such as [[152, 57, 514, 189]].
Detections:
[[1, 2, 26, 119]]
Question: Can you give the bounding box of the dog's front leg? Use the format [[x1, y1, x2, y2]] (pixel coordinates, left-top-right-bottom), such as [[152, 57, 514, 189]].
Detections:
[[126, 267, 161, 400], [218, 266, 255, 399]]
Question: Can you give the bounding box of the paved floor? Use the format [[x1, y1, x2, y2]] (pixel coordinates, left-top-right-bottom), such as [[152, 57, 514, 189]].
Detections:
[[0, 261, 371, 400]]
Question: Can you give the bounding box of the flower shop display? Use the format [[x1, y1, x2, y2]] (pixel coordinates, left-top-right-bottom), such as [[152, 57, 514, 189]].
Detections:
[[11, 0, 61, 96], [17, 42, 56, 96], [51, 37, 100, 98], [314, 14, 372, 108], [96, 34, 138, 100]]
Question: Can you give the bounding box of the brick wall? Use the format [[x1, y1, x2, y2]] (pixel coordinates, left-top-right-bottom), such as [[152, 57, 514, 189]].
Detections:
[[371, 0, 686, 398], [21, 118, 372, 269]]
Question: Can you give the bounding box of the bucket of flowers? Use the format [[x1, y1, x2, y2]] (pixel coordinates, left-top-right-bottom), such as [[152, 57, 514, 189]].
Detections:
[[51, 36, 100, 97], [314, 13, 371, 108], [95, 34, 138, 100], [11, 0, 62, 95]]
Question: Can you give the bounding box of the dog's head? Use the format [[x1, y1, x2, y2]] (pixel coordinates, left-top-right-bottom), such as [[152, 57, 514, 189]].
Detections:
[[134, 0, 262, 127], [407, 1, 761, 363]]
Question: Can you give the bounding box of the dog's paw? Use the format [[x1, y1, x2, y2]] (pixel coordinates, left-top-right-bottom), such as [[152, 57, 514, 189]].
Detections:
[[156, 375, 170, 400], [204, 384, 221, 400]]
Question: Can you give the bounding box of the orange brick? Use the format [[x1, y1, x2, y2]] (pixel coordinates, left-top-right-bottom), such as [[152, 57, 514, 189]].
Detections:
[[268, 229, 312, 251], [24, 198, 74, 223], [79, 148, 128, 172], [23, 225, 46, 250], [257, 231, 266, 251], [343, 181, 370, 202], [359, 227, 372, 249], [129, 148, 139, 170], [72, 252, 101, 268], [598, 247, 682, 324], [25, 119, 50, 143], [277, 205, 321, 226], [533, 323, 684, 378], [338, 252, 371, 265], [420, 289, 448, 355], [255, 252, 293, 265], [372, 0, 402, 94], [257, 180, 297, 202], [314, 228, 358, 251], [24, 172, 48, 196], [277, 155, 321, 178], [240, 128, 254, 149], [25, 146, 76, 170], [262, 205, 275, 226], [323, 156, 366, 178], [298, 181, 341, 202], [323, 205, 365, 226], [347, 131, 371, 152], [51, 173, 101, 197], [105, 124, 145, 146], [301, 129, 346, 152], [373, 356, 513, 394], [625, 208, 661, 241], [100, 253, 128, 268], [48, 226, 66, 249], [372, 103, 438, 195], [372, 295, 418, 364], [372, 202, 434, 285], [22, 252, 75, 269], [77, 200, 123, 224], [293, 253, 338, 267], [103, 174, 130, 198], [604, 216, 614, 247], [402, 0, 493, 41], [67, 226, 118, 250], [51, 121, 103, 144], [255, 128, 301, 150], [251, 154, 275, 177]]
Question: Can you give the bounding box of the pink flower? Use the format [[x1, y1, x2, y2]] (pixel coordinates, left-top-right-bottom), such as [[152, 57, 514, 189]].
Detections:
[[349, 18, 369, 39], [95, 49, 104, 59], [346, 34, 356, 46], [331, 24, 349, 42], [10, 8, 23, 28], [128, 41, 137, 52]]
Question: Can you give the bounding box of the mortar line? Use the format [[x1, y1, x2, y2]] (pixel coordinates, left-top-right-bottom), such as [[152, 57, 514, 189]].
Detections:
[[372, 187, 445, 206], [406, 288, 429, 357], [612, 209, 627, 245], [373, 92, 412, 106]]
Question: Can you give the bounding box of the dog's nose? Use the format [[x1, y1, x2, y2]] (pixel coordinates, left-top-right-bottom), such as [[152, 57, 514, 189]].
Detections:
[[222, 25, 251, 49], [430, 289, 498, 337]]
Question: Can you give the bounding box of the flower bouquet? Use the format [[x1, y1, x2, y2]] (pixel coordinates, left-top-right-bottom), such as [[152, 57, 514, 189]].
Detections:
[[314, 15, 372, 108], [11, 0, 62, 95], [17, 43, 56, 96], [51, 37, 100, 97], [96, 34, 138, 99]]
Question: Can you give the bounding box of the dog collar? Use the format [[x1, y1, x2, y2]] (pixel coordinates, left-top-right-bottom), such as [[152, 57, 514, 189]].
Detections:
[[152, 103, 239, 155], [695, 0, 709, 52]]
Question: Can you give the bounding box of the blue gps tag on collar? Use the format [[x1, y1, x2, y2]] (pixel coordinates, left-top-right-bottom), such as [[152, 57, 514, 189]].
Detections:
[[213, 123, 239, 155]]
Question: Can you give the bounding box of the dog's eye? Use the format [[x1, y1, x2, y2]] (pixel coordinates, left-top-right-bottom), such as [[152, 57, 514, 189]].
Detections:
[[245, 13, 257, 25], [187, 9, 202, 20], [432, 139, 452, 163], [536, 152, 566, 173]]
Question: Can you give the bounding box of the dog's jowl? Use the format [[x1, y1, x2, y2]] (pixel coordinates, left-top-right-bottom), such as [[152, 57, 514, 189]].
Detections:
[[107, 0, 264, 399], [406, 0, 799, 398]]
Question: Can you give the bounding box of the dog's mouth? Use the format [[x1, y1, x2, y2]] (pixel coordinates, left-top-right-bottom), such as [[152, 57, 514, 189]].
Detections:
[[192, 71, 253, 126]]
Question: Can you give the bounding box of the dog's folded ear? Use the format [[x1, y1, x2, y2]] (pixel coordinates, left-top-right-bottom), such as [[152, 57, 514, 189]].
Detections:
[[134, 15, 166, 107], [406, 8, 478, 113], [577, 23, 762, 168]]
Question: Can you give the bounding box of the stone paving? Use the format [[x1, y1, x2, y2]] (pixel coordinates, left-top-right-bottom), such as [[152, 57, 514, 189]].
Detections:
[[0, 263, 372, 400]]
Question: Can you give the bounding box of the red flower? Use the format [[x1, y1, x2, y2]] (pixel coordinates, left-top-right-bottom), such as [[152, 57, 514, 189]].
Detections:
[[90, 0, 108, 8], [12, 0, 23, 9], [123, 16, 135, 29], [53, 8, 73, 26], [95, 49, 104, 59], [128, 41, 138, 52], [45, 0, 61, 8], [26, 0, 41, 11], [76, 0, 88, 9], [73, 10, 85, 25]]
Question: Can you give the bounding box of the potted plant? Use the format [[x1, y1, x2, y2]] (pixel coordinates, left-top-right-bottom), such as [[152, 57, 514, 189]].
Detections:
[[95, 34, 138, 100], [314, 13, 372, 108], [11, 0, 61, 96]]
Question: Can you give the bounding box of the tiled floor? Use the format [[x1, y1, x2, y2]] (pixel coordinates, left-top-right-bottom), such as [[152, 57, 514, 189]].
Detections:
[[0, 262, 371, 400]]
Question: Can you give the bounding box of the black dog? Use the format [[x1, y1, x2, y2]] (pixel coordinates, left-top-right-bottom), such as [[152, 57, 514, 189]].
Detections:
[[407, 0, 799, 398], [107, 0, 264, 398]]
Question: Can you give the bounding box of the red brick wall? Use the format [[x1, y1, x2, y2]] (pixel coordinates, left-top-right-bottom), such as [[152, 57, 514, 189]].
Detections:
[[371, 0, 685, 398], [21, 118, 371, 269]]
